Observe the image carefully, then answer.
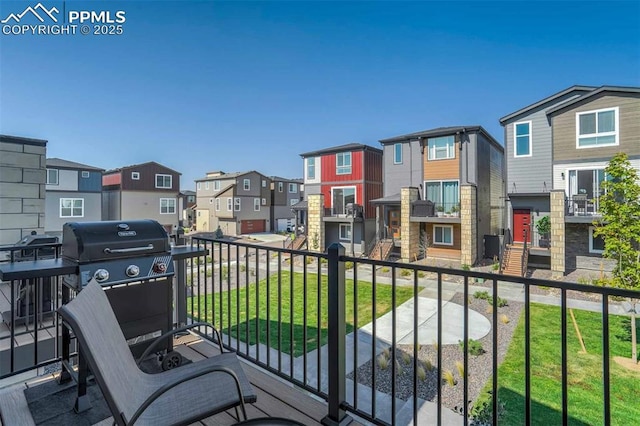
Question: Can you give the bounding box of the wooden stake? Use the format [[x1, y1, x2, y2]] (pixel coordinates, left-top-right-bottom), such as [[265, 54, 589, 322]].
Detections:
[[570, 308, 588, 354]]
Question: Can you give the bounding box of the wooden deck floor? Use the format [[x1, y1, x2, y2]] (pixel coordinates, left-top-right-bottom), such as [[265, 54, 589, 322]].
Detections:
[[0, 333, 354, 426]]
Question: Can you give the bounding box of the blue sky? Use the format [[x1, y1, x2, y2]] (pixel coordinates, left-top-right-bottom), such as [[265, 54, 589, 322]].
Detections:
[[1, 1, 639, 190]]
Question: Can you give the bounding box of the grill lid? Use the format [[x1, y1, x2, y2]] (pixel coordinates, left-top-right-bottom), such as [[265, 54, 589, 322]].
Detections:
[[62, 220, 171, 263]]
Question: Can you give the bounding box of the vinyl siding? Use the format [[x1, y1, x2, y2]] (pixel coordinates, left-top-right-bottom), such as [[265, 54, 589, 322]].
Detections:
[[46, 169, 78, 191], [552, 93, 640, 161], [382, 140, 422, 196], [77, 170, 102, 192], [321, 151, 363, 182], [45, 192, 102, 234], [119, 191, 179, 229], [552, 158, 640, 194]]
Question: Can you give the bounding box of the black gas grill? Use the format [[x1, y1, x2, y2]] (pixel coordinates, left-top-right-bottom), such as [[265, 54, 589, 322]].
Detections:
[[61, 220, 175, 359]]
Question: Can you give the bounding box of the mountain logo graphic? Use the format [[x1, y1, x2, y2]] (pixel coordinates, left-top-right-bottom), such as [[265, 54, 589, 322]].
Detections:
[[1, 3, 59, 24]]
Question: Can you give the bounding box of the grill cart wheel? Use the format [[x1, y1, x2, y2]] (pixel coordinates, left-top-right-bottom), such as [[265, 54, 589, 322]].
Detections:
[[161, 351, 183, 370]]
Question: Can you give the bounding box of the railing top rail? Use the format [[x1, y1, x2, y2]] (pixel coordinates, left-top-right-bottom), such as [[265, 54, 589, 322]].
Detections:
[[191, 237, 329, 259], [0, 242, 62, 251]]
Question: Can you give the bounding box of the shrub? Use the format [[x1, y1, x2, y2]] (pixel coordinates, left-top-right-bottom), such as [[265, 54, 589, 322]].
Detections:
[[459, 339, 485, 356], [424, 359, 434, 371], [486, 305, 493, 315], [345, 261, 354, 270], [500, 314, 510, 324], [377, 354, 389, 370], [462, 264, 471, 271], [417, 365, 427, 381], [382, 346, 390, 359], [417, 271, 426, 278], [470, 393, 506, 425], [306, 257, 314, 265], [492, 262, 500, 271], [401, 351, 411, 365], [400, 268, 412, 277], [497, 297, 509, 307], [239, 264, 246, 272], [455, 361, 465, 378], [442, 370, 456, 386], [381, 267, 390, 273], [474, 291, 490, 300], [320, 258, 328, 264]]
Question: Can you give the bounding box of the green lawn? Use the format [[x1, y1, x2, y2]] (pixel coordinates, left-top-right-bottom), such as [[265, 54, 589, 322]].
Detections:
[[477, 303, 640, 425], [187, 271, 417, 357]]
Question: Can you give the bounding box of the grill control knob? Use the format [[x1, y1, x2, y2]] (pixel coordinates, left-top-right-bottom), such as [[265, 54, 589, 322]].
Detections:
[[94, 269, 109, 283], [153, 262, 167, 274], [126, 265, 140, 278]]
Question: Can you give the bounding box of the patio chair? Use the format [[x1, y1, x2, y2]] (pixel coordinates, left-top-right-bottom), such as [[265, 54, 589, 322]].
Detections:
[[57, 280, 256, 425]]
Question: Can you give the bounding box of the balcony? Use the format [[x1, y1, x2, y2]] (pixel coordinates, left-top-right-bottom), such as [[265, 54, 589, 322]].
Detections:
[[410, 201, 461, 223], [323, 204, 364, 222], [1, 238, 639, 425], [565, 195, 603, 223]]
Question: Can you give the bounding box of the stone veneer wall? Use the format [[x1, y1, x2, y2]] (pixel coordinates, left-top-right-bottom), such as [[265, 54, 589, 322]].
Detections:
[[565, 223, 616, 272], [400, 187, 419, 262], [307, 194, 325, 253], [550, 190, 565, 279], [460, 184, 477, 266], [0, 136, 47, 245]]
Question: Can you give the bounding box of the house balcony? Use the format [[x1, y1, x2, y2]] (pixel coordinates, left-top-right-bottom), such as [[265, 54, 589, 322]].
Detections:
[[565, 196, 604, 223], [410, 201, 461, 223], [322, 204, 364, 222], [1, 238, 639, 425]]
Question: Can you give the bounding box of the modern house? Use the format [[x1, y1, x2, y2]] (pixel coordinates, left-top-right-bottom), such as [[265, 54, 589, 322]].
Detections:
[[195, 171, 271, 236], [102, 161, 181, 233], [270, 176, 303, 233], [44, 158, 104, 238], [178, 190, 196, 229], [500, 85, 640, 276], [0, 135, 48, 246], [376, 127, 504, 265], [297, 143, 383, 255]]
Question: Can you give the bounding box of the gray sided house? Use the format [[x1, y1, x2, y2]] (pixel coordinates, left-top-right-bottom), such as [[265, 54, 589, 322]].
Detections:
[[500, 85, 640, 275], [195, 171, 271, 236], [102, 161, 181, 234], [44, 158, 104, 238], [0, 135, 48, 245], [270, 177, 303, 232]]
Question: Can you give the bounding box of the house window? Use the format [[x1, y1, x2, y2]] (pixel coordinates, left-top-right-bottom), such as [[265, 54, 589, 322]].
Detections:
[[424, 180, 459, 213], [433, 225, 453, 246], [331, 186, 356, 215], [243, 179, 250, 191], [160, 198, 176, 214], [278, 182, 283, 192], [514, 121, 532, 157], [567, 169, 607, 207], [289, 183, 297, 193], [81, 171, 90, 178], [234, 198, 241, 211], [197, 182, 201, 190], [254, 198, 260, 211], [336, 152, 352, 174], [60, 198, 83, 217], [46, 169, 59, 185], [205, 182, 210, 190], [290, 198, 298, 206], [131, 172, 140, 180], [427, 136, 455, 160], [156, 174, 172, 189], [339, 224, 351, 241], [262, 198, 267, 205], [307, 157, 316, 179], [577, 107, 618, 148], [394, 143, 403, 164], [227, 198, 232, 211], [214, 180, 220, 191], [215, 198, 221, 211], [262, 179, 267, 188], [589, 226, 605, 254]]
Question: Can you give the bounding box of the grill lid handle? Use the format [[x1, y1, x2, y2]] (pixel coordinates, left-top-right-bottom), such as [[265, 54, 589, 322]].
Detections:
[[103, 244, 154, 254]]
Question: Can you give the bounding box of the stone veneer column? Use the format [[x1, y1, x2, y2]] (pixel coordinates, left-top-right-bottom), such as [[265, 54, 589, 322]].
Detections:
[[0, 137, 47, 245], [460, 184, 477, 266], [307, 194, 325, 253], [400, 187, 419, 262], [550, 190, 565, 279]]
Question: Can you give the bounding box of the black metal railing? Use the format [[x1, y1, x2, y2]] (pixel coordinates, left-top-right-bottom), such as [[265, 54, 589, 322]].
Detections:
[[498, 228, 512, 275], [565, 196, 601, 216], [411, 201, 460, 218]]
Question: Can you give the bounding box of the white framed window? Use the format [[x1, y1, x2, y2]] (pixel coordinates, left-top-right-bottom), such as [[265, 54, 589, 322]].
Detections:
[[589, 226, 605, 254], [262, 179, 267, 188], [60, 198, 83, 217], [336, 152, 352, 174], [131, 172, 140, 180], [155, 174, 172, 189], [331, 186, 356, 215], [234, 198, 241, 211], [243, 179, 250, 191], [577, 107, 618, 148], [514, 121, 532, 157], [433, 225, 453, 246], [254, 198, 260, 211], [227, 198, 232, 211], [197, 182, 201, 190], [339, 224, 351, 241], [394, 143, 402, 164], [289, 183, 297, 193], [160, 198, 176, 214], [427, 135, 455, 160], [214, 180, 220, 191], [262, 198, 267, 205], [215, 198, 221, 211], [307, 157, 316, 179], [81, 171, 90, 178], [424, 180, 459, 213], [278, 182, 283, 192], [46, 169, 59, 185]]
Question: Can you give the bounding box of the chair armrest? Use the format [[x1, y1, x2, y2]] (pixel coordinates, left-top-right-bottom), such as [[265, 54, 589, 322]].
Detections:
[[136, 322, 224, 367], [127, 364, 247, 425]]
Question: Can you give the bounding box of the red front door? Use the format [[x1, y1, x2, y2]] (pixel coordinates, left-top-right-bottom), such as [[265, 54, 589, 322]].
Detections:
[[513, 209, 531, 243]]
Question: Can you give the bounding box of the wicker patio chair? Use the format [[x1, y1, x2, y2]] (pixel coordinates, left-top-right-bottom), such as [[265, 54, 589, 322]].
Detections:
[[57, 280, 256, 425]]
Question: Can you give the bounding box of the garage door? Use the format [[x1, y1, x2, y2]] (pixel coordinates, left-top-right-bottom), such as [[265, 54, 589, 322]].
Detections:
[[241, 220, 265, 234]]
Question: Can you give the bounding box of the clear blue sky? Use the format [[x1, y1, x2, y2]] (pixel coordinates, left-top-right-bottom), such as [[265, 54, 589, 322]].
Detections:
[[1, 1, 639, 190]]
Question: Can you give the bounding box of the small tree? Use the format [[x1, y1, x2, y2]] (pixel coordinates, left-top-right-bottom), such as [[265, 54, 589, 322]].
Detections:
[[593, 152, 640, 364]]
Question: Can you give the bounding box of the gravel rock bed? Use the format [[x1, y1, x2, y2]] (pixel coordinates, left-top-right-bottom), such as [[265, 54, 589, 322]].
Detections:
[[348, 292, 522, 413]]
